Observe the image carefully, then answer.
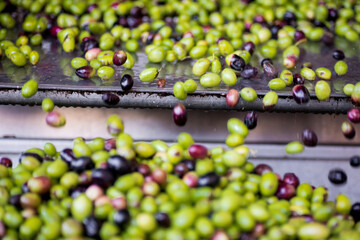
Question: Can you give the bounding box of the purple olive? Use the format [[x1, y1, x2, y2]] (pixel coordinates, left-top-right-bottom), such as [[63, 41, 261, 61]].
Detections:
[[276, 181, 296, 200], [341, 121, 356, 139], [75, 66, 95, 79], [254, 164, 273, 175], [294, 30, 306, 42], [328, 8, 338, 21], [292, 85, 310, 104], [226, 89, 240, 108], [19, 152, 43, 163], [188, 144, 208, 159], [60, 148, 76, 165], [350, 155, 360, 167], [302, 129, 318, 147], [262, 61, 278, 78], [102, 93, 119, 105], [328, 169, 347, 184], [155, 212, 171, 228], [293, 73, 304, 85], [347, 109, 360, 123], [242, 41, 255, 55], [350, 203, 360, 222], [113, 209, 130, 228], [83, 216, 102, 238], [104, 139, 116, 151], [197, 172, 220, 187], [283, 173, 300, 188], [120, 74, 134, 92], [244, 111, 258, 130], [230, 54, 245, 71], [91, 168, 115, 189], [9, 194, 21, 208], [70, 157, 94, 173], [241, 65, 258, 79], [261, 58, 273, 68], [174, 163, 188, 177], [0, 157, 12, 168], [180, 159, 196, 171], [173, 103, 187, 126], [107, 155, 131, 176], [80, 38, 98, 52], [113, 50, 127, 66], [333, 50, 345, 60]]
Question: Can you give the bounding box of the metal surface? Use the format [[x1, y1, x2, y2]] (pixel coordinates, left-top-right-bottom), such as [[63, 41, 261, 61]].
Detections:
[[0, 37, 359, 112], [0, 105, 359, 145]]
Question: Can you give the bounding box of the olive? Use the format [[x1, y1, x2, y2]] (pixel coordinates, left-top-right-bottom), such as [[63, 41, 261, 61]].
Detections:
[[292, 85, 310, 104], [120, 74, 133, 92], [155, 212, 171, 228], [83, 216, 102, 238], [244, 111, 258, 130], [350, 156, 360, 167], [70, 157, 94, 173], [107, 155, 131, 176], [173, 103, 187, 127], [91, 168, 115, 189], [301, 129, 318, 147], [102, 93, 119, 105], [197, 172, 220, 187], [328, 169, 347, 184], [113, 209, 130, 228]]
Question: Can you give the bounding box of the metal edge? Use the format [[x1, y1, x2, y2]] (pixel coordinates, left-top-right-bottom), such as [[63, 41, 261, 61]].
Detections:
[[0, 89, 353, 113]]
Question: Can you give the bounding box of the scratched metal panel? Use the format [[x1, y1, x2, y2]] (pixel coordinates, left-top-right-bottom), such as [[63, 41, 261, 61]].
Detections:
[[0, 37, 358, 111]]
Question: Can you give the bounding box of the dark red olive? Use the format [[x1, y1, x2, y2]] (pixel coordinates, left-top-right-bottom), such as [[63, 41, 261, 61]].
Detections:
[[276, 181, 296, 200], [107, 155, 131, 176], [328, 169, 347, 184], [180, 159, 196, 171], [174, 163, 188, 177], [253, 15, 265, 24], [241, 65, 258, 79], [102, 93, 119, 105], [70, 157, 94, 173], [113, 209, 130, 228], [173, 103, 187, 126], [293, 73, 304, 85], [113, 50, 127, 66], [328, 8, 338, 21], [347, 109, 360, 123], [226, 89, 240, 108], [230, 55, 245, 71], [138, 164, 151, 176], [350, 203, 360, 222], [283, 11, 296, 23], [292, 85, 310, 104], [350, 155, 360, 167], [0, 157, 12, 168], [91, 168, 115, 189], [188, 144, 208, 159], [120, 74, 134, 92], [254, 164, 273, 175], [197, 172, 220, 187], [283, 173, 300, 188], [244, 111, 258, 130], [294, 30, 306, 42], [9, 194, 21, 209], [83, 216, 102, 238], [242, 41, 255, 55], [155, 212, 171, 228], [80, 38, 99, 52], [322, 31, 334, 45], [262, 61, 278, 78], [333, 50, 345, 60], [302, 129, 318, 147], [261, 58, 273, 68], [75, 66, 95, 79], [50, 25, 62, 37], [341, 121, 356, 139], [104, 139, 116, 151], [60, 148, 76, 165]]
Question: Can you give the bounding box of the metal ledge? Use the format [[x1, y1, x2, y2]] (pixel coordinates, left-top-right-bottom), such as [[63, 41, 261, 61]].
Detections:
[[0, 89, 354, 113]]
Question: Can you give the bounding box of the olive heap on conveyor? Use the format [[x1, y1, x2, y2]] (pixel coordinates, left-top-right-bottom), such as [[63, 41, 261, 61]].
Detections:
[[0, 115, 359, 240]]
